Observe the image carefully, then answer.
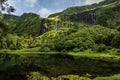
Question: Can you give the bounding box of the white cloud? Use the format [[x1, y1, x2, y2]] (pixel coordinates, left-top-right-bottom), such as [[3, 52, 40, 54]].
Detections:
[[38, 8, 54, 18], [25, 0, 37, 7], [74, 0, 85, 6], [85, 0, 104, 5]]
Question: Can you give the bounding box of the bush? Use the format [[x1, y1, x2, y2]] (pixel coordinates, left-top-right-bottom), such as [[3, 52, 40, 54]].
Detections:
[[111, 34, 120, 48], [80, 47, 85, 51], [61, 49, 66, 52], [116, 26, 120, 31], [27, 72, 49, 80], [92, 44, 107, 52], [117, 49, 120, 53], [39, 47, 51, 52], [73, 48, 80, 52]]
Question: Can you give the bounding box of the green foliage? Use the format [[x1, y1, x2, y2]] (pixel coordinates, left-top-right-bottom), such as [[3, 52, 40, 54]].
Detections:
[[27, 72, 49, 80], [116, 49, 120, 53], [49, 0, 117, 18], [116, 26, 120, 31], [0, 33, 33, 49], [0, 0, 15, 13], [111, 34, 120, 48], [92, 44, 107, 52], [30, 26, 119, 52], [0, 13, 43, 36], [97, 4, 120, 27], [49, 0, 120, 26], [13, 13, 42, 36], [27, 72, 91, 80], [1, 14, 18, 29], [0, 0, 120, 52], [39, 47, 51, 52], [73, 48, 80, 52], [56, 75, 91, 80], [0, 22, 9, 37], [90, 26, 118, 46]]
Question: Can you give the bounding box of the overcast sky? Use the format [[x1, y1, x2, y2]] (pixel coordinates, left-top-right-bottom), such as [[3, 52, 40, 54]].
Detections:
[[8, 0, 104, 18]]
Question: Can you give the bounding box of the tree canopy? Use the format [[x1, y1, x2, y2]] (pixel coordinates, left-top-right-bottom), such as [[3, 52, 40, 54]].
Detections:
[[0, 0, 15, 13]]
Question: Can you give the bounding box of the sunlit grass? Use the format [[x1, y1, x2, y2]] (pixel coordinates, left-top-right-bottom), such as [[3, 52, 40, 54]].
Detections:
[[93, 74, 120, 80], [0, 48, 120, 59]]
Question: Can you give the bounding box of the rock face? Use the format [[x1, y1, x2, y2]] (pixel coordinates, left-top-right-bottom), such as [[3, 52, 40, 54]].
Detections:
[[0, 53, 120, 80], [49, 0, 120, 26], [68, 11, 97, 25]]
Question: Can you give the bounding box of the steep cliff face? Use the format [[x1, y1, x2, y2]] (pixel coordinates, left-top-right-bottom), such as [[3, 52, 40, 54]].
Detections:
[[1, 53, 120, 80], [49, 0, 120, 26]]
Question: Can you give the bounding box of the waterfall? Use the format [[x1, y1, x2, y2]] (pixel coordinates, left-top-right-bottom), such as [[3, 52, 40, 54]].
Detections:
[[39, 19, 44, 35], [55, 20, 59, 31]]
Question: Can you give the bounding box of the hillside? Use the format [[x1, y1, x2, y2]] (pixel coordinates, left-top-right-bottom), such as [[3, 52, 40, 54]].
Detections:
[[1, 13, 42, 36], [13, 13, 42, 36], [49, 0, 117, 17], [0, 0, 120, 52], [1, 0, 120, 80], [49, 0, 120, 27]]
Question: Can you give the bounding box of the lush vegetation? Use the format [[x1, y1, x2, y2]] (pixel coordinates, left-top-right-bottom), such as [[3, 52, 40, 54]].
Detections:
[[29, 26, 119, 52], [49, 0, 120, 27], [1, 0, 120, 80]]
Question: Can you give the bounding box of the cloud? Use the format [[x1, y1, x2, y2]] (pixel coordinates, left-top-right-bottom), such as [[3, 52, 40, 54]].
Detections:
[[38, 8, 54, 18], [85, 0, 104, 5], [25, 0, 37, 7], [74, 0, 85, 6]]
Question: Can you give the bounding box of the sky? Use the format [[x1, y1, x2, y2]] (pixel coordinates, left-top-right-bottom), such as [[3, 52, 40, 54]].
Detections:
[[7, 0, 104, 18]]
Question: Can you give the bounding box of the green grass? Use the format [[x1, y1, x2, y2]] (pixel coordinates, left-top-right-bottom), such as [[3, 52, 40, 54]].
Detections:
[[68, 52, 120, 60], [0, 48, 120, 60], [93, 74, 120, 80]]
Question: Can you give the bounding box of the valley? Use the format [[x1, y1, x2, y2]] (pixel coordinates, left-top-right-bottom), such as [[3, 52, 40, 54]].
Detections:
[[1, 0, 120, 80]]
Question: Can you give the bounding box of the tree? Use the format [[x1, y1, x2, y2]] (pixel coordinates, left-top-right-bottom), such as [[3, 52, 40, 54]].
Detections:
[[0, 21, 9, 37], [111, 34, 120, 48], [0, 0, 15, 13]]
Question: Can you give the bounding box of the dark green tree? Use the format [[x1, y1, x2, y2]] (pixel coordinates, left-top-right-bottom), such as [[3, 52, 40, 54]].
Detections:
[[0, 0, 15, 13]]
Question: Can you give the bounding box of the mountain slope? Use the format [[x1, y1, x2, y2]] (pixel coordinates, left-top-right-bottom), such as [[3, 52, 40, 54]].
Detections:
[[49, 0, 117, 17], [0, 14, 19, 29], [1, 13, 43, 36], [49, 0, 120, 27], [13, 13, 42, 36]]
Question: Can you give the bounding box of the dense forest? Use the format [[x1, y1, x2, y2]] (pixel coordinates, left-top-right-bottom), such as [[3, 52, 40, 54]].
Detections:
[[1, 0, 120, 80]]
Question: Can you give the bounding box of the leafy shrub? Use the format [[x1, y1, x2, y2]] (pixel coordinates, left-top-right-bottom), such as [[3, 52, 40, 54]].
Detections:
[[61, 49, 66, 52], [97, 5, 120, 27], [57, 75, 91, 80], [30, 26, 119, 52], [73, 48, 80, 52], [111, 34, 120, 48], [91, 26, 118, 46], [39, 47, 51, 52], [92, 44, 107, 52], [117, 49, 120, 53], [116, 26, 120, 31], [80, 47, 85, 51], [27, 72, 49, 80]]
